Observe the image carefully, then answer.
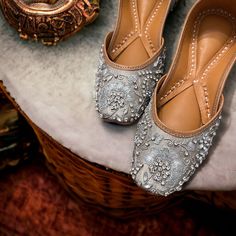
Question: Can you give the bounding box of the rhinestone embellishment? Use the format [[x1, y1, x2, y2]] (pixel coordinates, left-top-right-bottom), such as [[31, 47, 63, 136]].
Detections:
[[107, 91, 126, 110], [149, 159, 171, 186]]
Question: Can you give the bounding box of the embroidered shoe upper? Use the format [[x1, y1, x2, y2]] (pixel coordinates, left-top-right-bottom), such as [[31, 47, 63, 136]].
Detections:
[[131, 101, 222, 196]]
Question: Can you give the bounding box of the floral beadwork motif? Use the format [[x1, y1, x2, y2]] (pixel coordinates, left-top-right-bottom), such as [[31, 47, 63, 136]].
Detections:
[[131, 102, 222, 196], [95, 46, 166, 124], [107, 91, 126, 111]]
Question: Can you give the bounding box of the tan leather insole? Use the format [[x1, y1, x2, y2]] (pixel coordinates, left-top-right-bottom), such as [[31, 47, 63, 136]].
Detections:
[[108, 0, 171, 67], [158, 9, 236, 132]]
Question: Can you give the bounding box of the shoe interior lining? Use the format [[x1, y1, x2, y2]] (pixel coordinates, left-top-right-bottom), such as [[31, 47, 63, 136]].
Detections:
[[158, 0, 236, 132]]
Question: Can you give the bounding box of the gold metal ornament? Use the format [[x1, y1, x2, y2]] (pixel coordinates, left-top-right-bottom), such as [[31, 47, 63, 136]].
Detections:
[[0, 0, 100, 45]]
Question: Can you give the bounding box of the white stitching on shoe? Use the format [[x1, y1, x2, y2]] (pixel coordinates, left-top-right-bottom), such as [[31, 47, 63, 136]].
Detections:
[[144, 0, 164, 53]]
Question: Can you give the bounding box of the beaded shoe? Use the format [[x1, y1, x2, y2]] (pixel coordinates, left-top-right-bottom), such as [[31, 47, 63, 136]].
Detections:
[[95, 0, 178, 125], [131, 0, 236, 196]]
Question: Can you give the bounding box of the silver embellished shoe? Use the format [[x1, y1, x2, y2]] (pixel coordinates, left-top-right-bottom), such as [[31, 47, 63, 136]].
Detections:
[[131, 0, 236, 196], [95, 0, 178, 125]]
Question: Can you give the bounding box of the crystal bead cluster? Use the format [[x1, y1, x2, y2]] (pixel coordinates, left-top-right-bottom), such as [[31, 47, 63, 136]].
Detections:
[[107, 91, 125, 111], [149, 160, 171, 186]]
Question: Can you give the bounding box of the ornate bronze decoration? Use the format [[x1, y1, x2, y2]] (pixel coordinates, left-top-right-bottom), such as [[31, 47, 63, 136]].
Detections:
[[0, 0, 100, 45]]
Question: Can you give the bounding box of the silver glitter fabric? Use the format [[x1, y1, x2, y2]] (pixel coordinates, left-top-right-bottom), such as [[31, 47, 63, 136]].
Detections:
[[131, 101, 222, 196], [95, 47, 166, 125]]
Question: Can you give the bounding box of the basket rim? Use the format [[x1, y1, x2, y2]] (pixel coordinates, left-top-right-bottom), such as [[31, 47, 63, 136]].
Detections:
[[0, 80, 130, 178]]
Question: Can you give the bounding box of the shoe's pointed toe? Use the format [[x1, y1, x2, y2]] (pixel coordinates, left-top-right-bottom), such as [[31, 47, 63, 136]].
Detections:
[[95, 47, 166, 125]]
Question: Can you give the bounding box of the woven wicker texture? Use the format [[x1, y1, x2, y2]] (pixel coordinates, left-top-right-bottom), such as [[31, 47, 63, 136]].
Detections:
[[35, 126, 186, 218]]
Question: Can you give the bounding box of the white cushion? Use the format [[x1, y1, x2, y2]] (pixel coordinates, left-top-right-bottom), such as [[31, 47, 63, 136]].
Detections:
[[0, 0, 235, 185]]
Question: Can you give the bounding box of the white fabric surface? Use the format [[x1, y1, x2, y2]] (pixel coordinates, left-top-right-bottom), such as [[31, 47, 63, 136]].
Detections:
[[0, 0, 235, 174]]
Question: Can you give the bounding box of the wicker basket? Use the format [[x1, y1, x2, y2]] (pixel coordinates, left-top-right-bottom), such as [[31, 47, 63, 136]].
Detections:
[[0, 81, 188, 218]]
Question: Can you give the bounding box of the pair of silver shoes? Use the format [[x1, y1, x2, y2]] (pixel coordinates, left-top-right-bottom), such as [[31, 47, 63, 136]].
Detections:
[[95, 0, 235, 196]]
